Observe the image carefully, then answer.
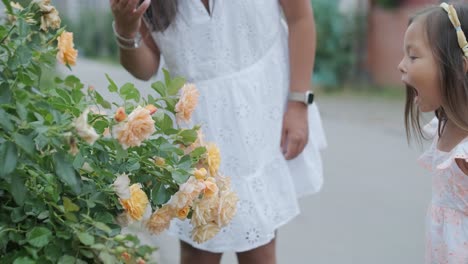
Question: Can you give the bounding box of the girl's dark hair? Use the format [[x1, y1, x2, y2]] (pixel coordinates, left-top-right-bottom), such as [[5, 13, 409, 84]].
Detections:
[[142, 0, 178, 32], [405, 3, 468, 142]]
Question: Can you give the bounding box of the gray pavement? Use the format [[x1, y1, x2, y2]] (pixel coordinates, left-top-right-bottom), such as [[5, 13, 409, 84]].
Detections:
[[60, 59, 431, 264]]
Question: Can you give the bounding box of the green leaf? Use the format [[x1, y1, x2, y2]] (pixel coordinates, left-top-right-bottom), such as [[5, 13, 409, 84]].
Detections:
[[26, 227, 52, 248], [179, 129, 197, 145], [152, 182, 171, 205], [190, 146, 206, 159], [95, 92, 112, 109], [151, 81, 167, 97], [2, 0, 13, 14], [11, 174, 26, 206], [157, 113, 174, 132], [77, 232, 94, 246], [0, 108, 14, 131], [58, 255, 76, 264], [63, 197, 79, 212], [105, 74, 118, 93], [13, 133, 35, 156], [120, 83, 140, 102], [0, 83, 12, 104], [168, 77, 186, 96], [13, 257, 35, 264], [172, 171, 189, 184], [0, 142, 17, 178], [11, 207, 27, 223], [53, 152, 81, 194], [14, 45, 32, 66], [99, 251, 116, 264], [163, 68, 171, 87], [94, 222, 112, 234]]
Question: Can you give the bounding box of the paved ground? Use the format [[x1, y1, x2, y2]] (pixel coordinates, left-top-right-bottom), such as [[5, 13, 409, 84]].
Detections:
[[60, 59, 431, 264]]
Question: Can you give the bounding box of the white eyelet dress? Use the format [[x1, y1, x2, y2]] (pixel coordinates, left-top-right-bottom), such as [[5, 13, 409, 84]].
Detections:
[[147, 0, 327, 253]]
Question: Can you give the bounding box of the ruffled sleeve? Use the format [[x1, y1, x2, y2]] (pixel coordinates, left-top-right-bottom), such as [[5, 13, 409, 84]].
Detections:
[[435, 139, 468, 170]]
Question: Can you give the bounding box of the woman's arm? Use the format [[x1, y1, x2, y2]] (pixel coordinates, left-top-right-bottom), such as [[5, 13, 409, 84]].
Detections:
[[280, 0, 316, 94], [279, 0, 316, 160], [111, 0, 160, 80], [118, 21, 161, 81]]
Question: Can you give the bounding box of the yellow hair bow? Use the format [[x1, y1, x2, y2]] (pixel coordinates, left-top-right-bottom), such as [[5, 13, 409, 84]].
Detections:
[[440, 2, 468, 57]]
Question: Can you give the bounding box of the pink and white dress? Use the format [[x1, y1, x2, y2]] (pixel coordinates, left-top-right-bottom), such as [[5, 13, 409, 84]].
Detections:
[[419, 118, 468, 264]]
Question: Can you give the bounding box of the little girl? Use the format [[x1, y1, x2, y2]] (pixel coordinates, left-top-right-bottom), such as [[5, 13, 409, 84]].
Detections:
[[398, 2, 468, 263]]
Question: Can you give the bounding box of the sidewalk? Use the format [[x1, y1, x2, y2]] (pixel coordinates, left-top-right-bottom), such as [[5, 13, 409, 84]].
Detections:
[[61, 58, 430, 264]]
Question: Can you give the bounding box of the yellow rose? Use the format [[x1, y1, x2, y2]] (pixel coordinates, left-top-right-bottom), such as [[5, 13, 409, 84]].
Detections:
[[203, 179, 218, 198], [113, 106, 156, 149], [119, 184, 149, 221], [57, 31, 78, 66], [175, 83, 199, 123], [154, 157, 166, 167], [114, 107, 127, 122], [206, 143, 221, 176], [147, 205, 173, 234], [177, 205, 190, 220], [194, 168, 208, 180], [217, 191, 238, 227], [192, 222, 220, 244]]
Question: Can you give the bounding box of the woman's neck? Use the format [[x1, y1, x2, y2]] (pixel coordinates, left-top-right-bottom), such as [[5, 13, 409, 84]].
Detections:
[[438, 119, 468, 152]]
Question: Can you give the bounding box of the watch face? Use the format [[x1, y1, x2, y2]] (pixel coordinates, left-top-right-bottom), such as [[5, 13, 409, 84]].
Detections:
[[307, 93, 314, 104]]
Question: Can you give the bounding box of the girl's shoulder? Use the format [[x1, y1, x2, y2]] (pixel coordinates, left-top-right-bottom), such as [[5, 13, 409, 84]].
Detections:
[[419, 117, 468, 171]]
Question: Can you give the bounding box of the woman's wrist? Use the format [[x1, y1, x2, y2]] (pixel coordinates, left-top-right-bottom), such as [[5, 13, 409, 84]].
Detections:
[[112, 21, 142, 49], [112, 21, 139, 39]]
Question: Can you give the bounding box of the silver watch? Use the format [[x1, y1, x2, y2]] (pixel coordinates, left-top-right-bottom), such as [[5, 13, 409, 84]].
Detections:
[[288, 91, 314, 105]]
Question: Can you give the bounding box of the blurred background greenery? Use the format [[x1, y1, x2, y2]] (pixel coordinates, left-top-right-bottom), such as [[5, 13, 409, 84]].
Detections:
[[6, 0, 408, 95]]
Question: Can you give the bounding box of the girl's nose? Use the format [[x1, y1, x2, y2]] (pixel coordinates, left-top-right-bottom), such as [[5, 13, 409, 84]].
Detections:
[[398, 59, 406, 73]]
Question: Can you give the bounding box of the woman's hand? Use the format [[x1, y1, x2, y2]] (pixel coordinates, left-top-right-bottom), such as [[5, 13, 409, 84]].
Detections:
[[110, 0, 151, 38], [280, 102, 309, 160]]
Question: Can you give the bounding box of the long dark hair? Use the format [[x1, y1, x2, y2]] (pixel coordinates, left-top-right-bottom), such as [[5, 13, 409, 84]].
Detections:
[[142, 0, 178, 32], [405, 3, 468, 142]]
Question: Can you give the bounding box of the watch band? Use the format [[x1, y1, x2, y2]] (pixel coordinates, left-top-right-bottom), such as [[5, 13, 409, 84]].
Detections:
[[288, 91, 314, 105]]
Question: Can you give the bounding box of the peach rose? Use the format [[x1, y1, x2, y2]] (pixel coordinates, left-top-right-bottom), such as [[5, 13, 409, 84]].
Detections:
[[57, 31, 77, 66], [177, 205, 190, 220], [145, 104, 158, 115], [175, 83, 199, 123], [113, 106, 156, 149], [114, 107, 127, 122], [169, 177, 205, 210], [147, 205, 173, 234], [192, 222, 220, 244], [217, 191, 238, 227], [203, 179, 218, 198], [191, 196, 219, 227], [34, 0, 61, 31]]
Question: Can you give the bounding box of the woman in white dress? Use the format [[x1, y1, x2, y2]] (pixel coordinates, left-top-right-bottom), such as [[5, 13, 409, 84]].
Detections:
[[110, 0, 326, 263]]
